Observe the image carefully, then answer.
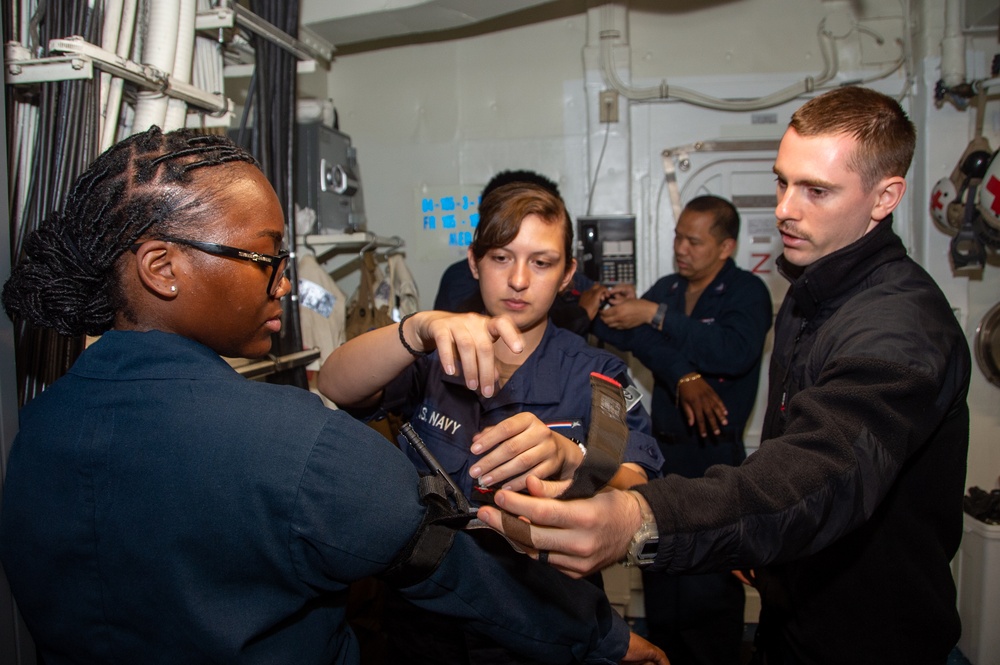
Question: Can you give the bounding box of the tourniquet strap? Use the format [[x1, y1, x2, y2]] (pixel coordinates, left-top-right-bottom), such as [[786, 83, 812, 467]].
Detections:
[[558, 372, 629, 500], [379, 474, 476, 587]]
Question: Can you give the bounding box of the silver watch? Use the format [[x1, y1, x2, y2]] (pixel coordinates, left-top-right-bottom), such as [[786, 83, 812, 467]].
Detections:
[[622, 494, 659, 568]]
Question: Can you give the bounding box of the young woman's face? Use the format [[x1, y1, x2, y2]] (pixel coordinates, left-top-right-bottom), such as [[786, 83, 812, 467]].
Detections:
[[469, 213, 575, 336], [172, 163, 291, 358]]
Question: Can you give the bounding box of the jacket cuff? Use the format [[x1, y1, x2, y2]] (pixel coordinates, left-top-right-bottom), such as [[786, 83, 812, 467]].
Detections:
[[584, 610, 632, 664]]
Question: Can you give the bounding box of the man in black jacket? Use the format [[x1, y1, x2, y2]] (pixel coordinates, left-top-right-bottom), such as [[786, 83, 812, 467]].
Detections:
[[478, 86, 971, 665]]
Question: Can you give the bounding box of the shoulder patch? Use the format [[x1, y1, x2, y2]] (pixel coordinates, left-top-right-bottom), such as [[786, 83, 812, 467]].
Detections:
[[613, 371, 643, 412], [621, 383, 643, 412]]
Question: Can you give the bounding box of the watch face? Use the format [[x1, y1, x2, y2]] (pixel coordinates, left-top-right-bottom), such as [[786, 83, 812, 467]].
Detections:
[[639, 539, 659, 560]]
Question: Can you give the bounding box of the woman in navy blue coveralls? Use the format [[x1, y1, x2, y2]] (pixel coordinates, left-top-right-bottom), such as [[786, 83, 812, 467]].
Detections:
[[320, 182, 663, 664], [0, 129, 669, 665]]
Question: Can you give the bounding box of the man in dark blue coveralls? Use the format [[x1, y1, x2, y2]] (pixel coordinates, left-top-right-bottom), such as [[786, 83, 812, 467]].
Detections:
[[592, 195, 772, 665]]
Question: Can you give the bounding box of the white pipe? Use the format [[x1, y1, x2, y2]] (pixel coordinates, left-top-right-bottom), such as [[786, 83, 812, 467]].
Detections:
[[13, 102, 38, 236], [133, 0, 181, 134], [193, 35, 224, 95], [940, 0, 966, 88], [164, 0, 197, 131], [600, 28, 835, 112], [99, 0, 124, 149], [598, 8, 908, 112], [101, 0, 138, 151], [191, 0, 225, 108], [19, 0, 33, 48]]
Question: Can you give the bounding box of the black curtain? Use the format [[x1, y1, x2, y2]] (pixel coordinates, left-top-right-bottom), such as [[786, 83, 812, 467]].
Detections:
[[240, 0, 306, 389]]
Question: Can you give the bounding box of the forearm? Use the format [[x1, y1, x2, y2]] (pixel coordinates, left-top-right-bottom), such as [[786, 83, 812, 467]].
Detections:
[[403, 530, 631, 663], [609, 463, 648, 489], [636, 358, 941, 574], [318, 316, 422, 408], [597, 298, 659, 332], [590, 318, 634, 351]]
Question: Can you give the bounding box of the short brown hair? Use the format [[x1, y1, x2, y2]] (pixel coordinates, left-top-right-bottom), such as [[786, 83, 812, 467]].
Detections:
[[470, 182, 573, 269], [789, 86, 915, 192]]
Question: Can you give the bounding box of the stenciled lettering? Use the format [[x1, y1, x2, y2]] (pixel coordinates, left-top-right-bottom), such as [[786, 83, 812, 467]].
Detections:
[[416, 406, 462, 435]]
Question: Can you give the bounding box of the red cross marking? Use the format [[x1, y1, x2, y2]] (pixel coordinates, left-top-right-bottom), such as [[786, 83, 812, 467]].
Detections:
[[931, 189, 945, 211], [986, 175, 1000, 216]]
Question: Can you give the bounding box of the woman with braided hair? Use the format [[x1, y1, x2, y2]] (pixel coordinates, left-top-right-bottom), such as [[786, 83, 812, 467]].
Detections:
[[4, 127, 267, 342], [0, 127, 665, 665]]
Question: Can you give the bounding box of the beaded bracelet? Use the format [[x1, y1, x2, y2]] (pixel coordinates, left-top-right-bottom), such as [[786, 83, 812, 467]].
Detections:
[[397, 312, 428, 357], [675, 372, 702, 407]]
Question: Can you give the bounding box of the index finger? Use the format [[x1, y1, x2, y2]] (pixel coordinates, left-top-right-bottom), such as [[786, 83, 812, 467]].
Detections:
[[476, 490, 603, 578], [488, 488, 586, 536], [430, 320, 491, 394], [470, 412, 533, 456], [487, 315, 524, 356]]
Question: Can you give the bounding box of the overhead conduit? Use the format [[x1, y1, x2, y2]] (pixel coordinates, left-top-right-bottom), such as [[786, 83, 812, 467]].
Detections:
[[101, 0, 137, 150], [597, 2, 909, 111], [133, 0, 179, 133], [98, 0, 124, 144], [192, 0, 225, 121], [164, 0, 196, 131]]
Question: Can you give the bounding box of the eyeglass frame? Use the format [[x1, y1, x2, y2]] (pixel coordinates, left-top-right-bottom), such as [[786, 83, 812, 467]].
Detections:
[[130, 235, 290, 296]]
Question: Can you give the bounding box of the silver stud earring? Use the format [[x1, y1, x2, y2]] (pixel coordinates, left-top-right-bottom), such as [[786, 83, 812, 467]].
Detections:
[[170, 285, 177, 293]]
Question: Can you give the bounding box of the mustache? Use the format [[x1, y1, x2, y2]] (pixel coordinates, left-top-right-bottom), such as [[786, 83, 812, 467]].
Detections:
[[777, 221, 807, 240]]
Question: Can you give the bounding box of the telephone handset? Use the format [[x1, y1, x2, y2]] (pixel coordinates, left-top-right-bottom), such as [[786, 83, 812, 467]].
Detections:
[[581, 224, 600, 281]]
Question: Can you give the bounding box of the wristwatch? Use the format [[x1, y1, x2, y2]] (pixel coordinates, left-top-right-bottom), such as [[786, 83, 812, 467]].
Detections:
[[622, 492, 659, 568], [650, 302, 668, 330]]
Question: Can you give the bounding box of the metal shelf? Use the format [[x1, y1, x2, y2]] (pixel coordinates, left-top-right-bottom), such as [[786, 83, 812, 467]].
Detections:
[[5, 37, 233, 122], [3, 3, 336, 120], [195, 4, 333, 68], [298, 232, 404, 266]]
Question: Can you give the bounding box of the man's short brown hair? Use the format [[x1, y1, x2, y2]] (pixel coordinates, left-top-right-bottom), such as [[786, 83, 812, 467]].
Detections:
[[789, 86, 916, 192]]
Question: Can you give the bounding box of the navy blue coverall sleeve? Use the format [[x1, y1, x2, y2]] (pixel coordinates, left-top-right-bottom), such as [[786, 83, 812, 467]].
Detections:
[[290, 416, 630, 664]]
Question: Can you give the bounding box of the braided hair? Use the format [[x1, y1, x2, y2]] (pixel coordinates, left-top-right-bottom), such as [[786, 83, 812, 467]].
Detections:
[[2, 126, 259, 337]]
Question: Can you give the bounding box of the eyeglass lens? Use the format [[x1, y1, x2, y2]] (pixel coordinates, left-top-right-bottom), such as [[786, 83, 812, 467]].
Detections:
[[269, 255, 290, 296]]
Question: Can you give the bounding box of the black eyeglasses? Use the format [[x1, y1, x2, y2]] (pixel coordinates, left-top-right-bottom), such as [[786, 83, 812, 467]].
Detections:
[[132, 236, 290, 296]]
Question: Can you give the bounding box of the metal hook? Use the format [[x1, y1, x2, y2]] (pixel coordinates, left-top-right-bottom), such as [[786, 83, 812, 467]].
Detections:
[[358, 233, 378, 259], [380, 235, 405, 257]]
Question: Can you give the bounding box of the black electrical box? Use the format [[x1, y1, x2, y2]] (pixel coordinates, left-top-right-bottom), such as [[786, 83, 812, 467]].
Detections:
[[295, 123, 366, 234]]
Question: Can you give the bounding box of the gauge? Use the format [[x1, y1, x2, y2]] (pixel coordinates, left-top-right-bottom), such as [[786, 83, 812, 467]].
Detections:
[[974, 301, 1000, 387]]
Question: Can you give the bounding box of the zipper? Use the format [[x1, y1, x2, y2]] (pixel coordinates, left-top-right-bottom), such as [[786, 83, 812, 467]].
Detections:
[[780, 318, 808, 413]]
